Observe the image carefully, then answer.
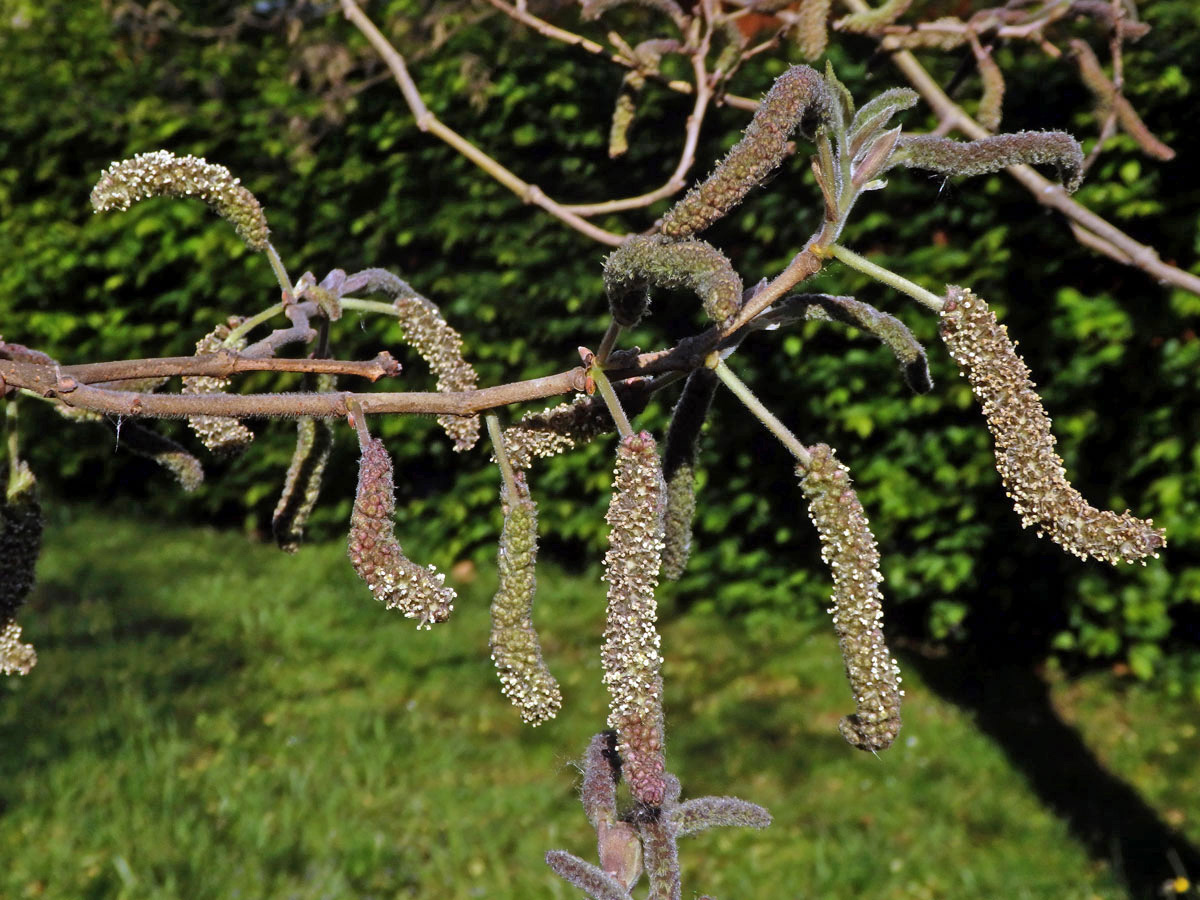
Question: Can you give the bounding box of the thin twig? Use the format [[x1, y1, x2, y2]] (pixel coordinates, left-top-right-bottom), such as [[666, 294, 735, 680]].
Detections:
[[341, 0, 627, 246], [62, 352, 401, 385]]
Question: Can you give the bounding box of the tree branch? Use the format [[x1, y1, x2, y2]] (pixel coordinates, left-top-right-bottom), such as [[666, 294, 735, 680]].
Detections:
[[836, 0, 1200, 297]]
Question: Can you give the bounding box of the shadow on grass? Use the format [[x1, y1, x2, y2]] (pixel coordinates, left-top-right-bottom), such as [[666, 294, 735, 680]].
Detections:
[[904, 651, 1200, 899]]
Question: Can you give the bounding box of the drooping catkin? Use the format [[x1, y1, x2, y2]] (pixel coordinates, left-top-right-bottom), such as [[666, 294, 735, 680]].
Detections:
[[346, 268, 480, 451], [602, 432, 668, 806], [91, 150, 269, 251], [661, 368, 717, 580], [660, 66, 833, 238], [114, 421, 205, 492], [1, 462, 42, 676], [636, 812, 681, 900], [972, 39, 1005, 132], [939, 286, 1165, 565], [792, 0, 831, 60], [800, 294, 932, 393], [348, 437, 455, 628], [273, 375, 336, 553], [182, 323, 255, 455], [892, 132, 1084, 193], [604, 236, 743, 323], [490, 472, 562, 726], [799, 444, 902, 752]]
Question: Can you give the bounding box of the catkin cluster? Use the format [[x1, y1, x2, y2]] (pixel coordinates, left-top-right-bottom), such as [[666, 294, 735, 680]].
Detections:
[[489, 473, 562, 725], [660, 65, 833, 238], [602, 433, 668, 807], [182, 323, 255, 455], [939, 286, 1165, 565], [91, 150, 270, 250], [348, 437, 455, 628], [799, 444, 902, 752]]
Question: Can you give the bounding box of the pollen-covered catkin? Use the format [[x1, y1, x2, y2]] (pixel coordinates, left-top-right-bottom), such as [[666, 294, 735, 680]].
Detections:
[[799, 445, 902, 751], [182, 323, 255, 455], [661, 369, 717, 580], [489, 473, 562, 726], [1, 463, 42, 676], [348, 437, 455, 628], [939, 286, 1166, 565], [602, 432, 668, 806], [91, 150, 269, 250], [660, 66, 833, 238], [604, 236, 743, 323], [500, 384, 653, 470], [346, 268, 480, 451]]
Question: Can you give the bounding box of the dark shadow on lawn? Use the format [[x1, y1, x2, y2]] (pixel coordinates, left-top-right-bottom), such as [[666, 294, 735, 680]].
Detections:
[[902, 650, 1200, 899]]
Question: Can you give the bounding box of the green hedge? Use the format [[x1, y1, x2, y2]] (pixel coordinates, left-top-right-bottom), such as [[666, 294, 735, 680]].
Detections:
[[2, 1, 1198, 691]]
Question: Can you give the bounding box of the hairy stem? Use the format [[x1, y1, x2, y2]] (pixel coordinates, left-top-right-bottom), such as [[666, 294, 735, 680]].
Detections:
[[713, 360, 811, 467], [830, 244, 944, 310], [591, 365, 634, 438], [487, 414, 521, 502]]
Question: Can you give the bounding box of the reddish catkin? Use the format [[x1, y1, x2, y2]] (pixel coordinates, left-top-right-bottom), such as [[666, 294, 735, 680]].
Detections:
[[799, 445, 902, 752], [347, 437, 455, 628], [939, 286, 1165, 565], [602, 432, 668, 806]]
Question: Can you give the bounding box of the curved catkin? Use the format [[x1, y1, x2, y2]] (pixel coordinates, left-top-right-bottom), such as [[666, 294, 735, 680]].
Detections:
[[114, 421, 205, 493], [893, 132, 1084, 193], [347, 268, 480, 451], [939, 286, 1166, 565], [1, 463, 42, 677], [602, 432, 668, 807], [799, 444, 902, 752], [661, 368, 717, 580], [801, 294, 932, 393], [604, 236, 743, 323], [490, 473, 562, 726], [660, 65, 833, 238], [183, 323, 255, 455], [669, 795, 772, 837], [273, 375, 336, 553], [582, 731, 620, 830], [348, 437, 455, 628], [91, 150, 269, 251]]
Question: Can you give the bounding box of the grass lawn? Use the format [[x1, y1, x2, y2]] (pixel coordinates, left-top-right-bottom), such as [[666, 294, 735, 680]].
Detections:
[[1, 508, 1197, 899]]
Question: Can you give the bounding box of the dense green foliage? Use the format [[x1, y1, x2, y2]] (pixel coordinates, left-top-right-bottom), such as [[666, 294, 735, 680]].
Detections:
[[1, 1, 1198, 687], [3, 510, 1197, 898]]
